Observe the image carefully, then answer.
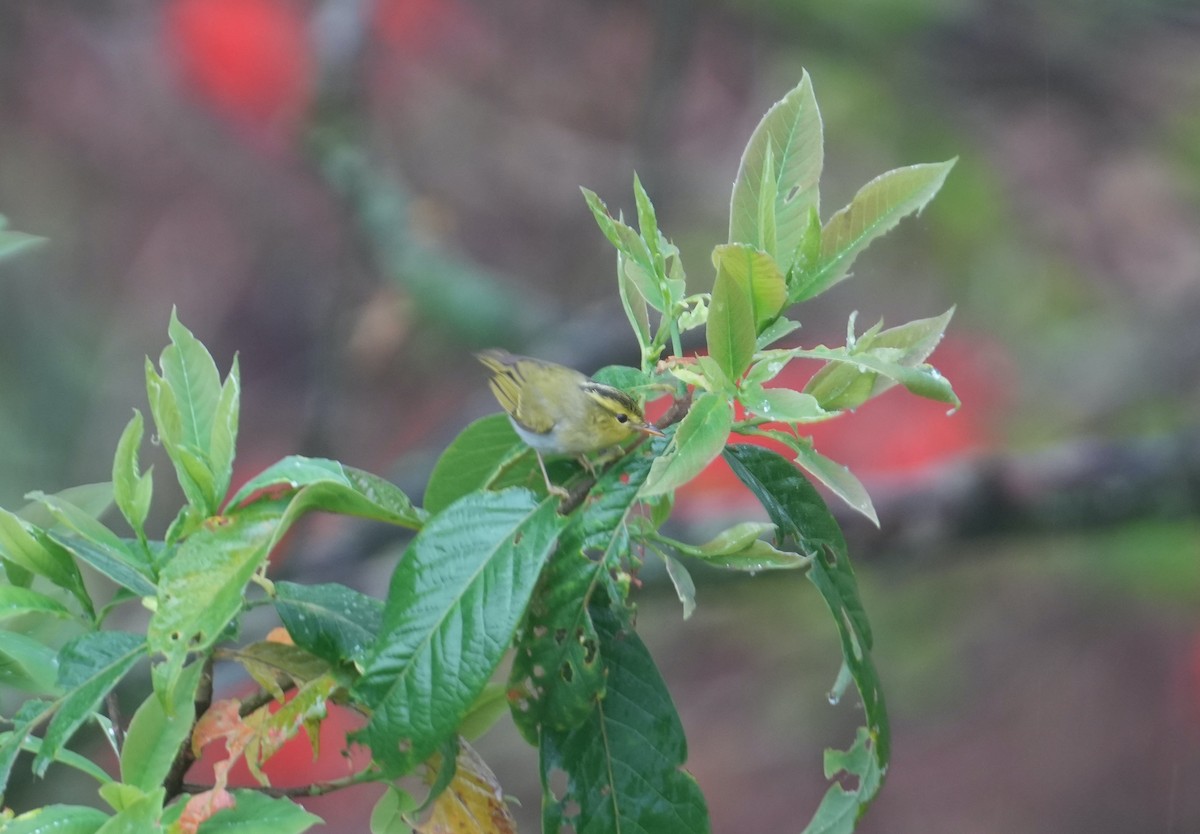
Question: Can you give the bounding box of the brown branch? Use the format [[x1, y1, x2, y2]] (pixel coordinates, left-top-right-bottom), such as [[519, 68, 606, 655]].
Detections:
[[180, 771, 375, 798], [836, 430, 1200, 559], [163, 655, 215, 803]]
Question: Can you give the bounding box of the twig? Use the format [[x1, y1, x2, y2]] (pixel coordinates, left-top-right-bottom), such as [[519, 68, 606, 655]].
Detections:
[[180, 770, 376, 798], [836, 430, 1200, 559], [163, 655, 215, 802]]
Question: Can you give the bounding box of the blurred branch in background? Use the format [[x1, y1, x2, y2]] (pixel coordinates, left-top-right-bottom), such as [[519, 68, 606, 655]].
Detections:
[[268, 428, 1200, 586], [843, 429, 1200, 559]]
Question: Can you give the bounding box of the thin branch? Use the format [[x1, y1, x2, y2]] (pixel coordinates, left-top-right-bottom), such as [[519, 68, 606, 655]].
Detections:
[[180, 770, 378, 798], [837, 430, 1200, 559], [163, 655, 215, 803]]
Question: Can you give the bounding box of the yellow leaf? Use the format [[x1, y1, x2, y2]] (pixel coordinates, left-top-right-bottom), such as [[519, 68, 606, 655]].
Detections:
[[418, 740, 518, 834]]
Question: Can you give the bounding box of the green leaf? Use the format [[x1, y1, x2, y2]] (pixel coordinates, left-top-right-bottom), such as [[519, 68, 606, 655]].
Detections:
[[112, 410, 153, 538], [633, 173, 664, 279], [230, 641, 330, 699], [422, 415, 522, 515], [93, 787, 162, 834], [145, 310, 240, 515], [706, 251, 757, 383], [617, 251, 652, 353], [791, 441, 878, 526], [662, 552, 697, 619], [724, 445, 888, 818], [660, 522, 811, 572], [145, 359, 213, 514], [581, 188, 664, 310], [457, 682, 509, 742], [756, 143, 778, 255], [796, 159, 956, 302], [48, 533, 157, 598], [370, 786, 417, 834], [739, 383, 830, 422], [1, 730, 114, 786], [800, 728, 885, 834], [589, 364, 652, 398], [729, 71, 823, 272], [0, 509, 92, 615], [274, 581, 383, 666], [162, 308, 223, 461], [509, 439, 663, 742], [792, 204, 823, 277], [802, 346, 959, 411], [17, 484, 115, 529], [120, 659, 204, 791], [209, 356, 241, 509], [755, 315, 801, 350], [0, 586, 73, 622], [28, 488, 154, 596], [0, 805, 110, 834], [0, 631, 60, 693], [803, 308, 957, 410], [2, 557, 34, 589], [148, 503, 280, 690], [641, 393, 733, 498], [34, 631, 145, 776], [0, 701, 50, 801], [0, 221, 47, 261], [711, 243, 787, 335], [188, 790, 322, 833], [27, 487, 133, 559], [540, 604, 710, 834], [354, 489, 565, 776], [228, 456, 425, 530]]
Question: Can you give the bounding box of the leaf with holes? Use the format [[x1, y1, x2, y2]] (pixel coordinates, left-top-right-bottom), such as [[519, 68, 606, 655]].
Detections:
[[148, 502, 281, 695], [801, 728, 885, 834], [509, 437, 664, 742], [541, 604, 710, 834], [724, 444, 889, 825], [729, 71, 823, 273], [354, 489, 565, 776]]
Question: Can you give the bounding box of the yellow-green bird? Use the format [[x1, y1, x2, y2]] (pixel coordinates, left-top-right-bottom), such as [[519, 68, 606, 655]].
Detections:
[[476, 349, 664, 496]]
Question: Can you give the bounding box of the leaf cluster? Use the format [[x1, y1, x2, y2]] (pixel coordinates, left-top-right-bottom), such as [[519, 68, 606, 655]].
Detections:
[[0, 71, 957, 834]]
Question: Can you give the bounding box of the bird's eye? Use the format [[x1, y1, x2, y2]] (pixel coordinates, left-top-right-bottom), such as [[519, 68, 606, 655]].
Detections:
[[616, 413, 629, 424]]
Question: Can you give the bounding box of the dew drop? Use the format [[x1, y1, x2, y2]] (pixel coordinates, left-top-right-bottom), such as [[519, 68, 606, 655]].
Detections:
[[826, 689, 841, 706]]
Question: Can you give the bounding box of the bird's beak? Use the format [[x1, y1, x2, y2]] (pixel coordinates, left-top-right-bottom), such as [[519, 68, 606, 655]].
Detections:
[[636, 423, 665, 438]]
